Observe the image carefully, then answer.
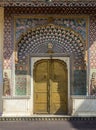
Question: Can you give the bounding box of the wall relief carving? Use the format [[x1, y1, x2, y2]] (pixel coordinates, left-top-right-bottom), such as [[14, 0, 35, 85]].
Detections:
[[90, 72, 96, 95], [3, 72, 10, 96]]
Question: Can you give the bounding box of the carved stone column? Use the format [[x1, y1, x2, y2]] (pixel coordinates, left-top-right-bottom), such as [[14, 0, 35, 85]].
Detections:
[[0, 7, 4, 115]]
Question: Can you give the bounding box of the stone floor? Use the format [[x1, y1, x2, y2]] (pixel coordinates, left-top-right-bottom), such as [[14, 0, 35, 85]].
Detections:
[[0, 120, 96, 130]]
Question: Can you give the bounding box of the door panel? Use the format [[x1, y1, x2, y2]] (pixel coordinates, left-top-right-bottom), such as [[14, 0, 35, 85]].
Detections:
[[35, 83, 48, 92], [34, 61, 49, 114], [50, 60, 68, 114], [34, 59, 68, 114], [35, 104, 48, 113]]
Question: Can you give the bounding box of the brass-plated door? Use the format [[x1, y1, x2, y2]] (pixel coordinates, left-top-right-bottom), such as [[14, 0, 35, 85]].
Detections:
[[33, 59, 68, 114]]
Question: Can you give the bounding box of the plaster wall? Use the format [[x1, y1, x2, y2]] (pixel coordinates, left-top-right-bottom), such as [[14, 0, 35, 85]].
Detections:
[[72, 97, 96, 116], [3, 97, 96, 117], [3, 98, 32, 117]]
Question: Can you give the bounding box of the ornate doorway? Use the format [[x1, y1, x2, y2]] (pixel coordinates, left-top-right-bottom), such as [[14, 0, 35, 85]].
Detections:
[[33, 59, 68, 115]]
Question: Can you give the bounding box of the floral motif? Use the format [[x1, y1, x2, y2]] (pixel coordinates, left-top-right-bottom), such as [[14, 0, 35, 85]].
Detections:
[[17, 24, 85, 68]]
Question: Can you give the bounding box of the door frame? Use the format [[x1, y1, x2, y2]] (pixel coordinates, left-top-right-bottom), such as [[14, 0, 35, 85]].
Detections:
[[31, 54, 73, 115]]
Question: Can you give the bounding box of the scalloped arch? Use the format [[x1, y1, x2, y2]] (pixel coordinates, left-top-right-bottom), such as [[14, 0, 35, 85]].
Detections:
[[17, 24, 85, 66]]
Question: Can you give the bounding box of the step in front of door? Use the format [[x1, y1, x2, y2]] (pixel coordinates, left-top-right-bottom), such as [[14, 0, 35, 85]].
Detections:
[[0, 117, 96, 121]]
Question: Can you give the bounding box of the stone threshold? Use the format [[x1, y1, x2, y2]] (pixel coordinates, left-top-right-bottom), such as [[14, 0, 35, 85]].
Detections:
[[0, 116, 96, 121]]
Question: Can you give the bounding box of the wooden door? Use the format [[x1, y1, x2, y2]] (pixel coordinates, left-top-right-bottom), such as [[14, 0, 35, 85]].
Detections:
[[50, 60, 68, 114], [33, 59, 68, 114], [34, 60, 49, 114]]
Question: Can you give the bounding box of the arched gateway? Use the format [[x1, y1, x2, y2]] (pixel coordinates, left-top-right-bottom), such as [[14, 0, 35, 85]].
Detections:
[[17, 24, 85, 65], [15, 24, 85, 115]]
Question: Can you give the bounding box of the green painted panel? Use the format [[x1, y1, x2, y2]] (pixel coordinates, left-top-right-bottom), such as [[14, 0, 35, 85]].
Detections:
[[73, 70, 86, 95]]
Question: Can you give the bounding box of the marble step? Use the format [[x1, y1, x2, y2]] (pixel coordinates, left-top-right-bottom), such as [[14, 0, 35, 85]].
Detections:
[[0, 116, 96, 121]]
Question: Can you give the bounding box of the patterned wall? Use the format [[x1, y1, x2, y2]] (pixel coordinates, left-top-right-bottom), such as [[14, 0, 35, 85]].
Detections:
[[89, 15, 96, 95], [4, 11, 13, 69], [2, 1, 96, 8], [16, 19, 86, 66], [3, 7, 96, 96], [15, 16, 87, 95], [0, 7, 4, 114], [15, 17, 86, 41], [15, 61, 28, 95]]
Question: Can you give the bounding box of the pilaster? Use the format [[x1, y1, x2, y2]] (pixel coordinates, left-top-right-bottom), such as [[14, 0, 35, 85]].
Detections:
[[0, 7, 4, 115]]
